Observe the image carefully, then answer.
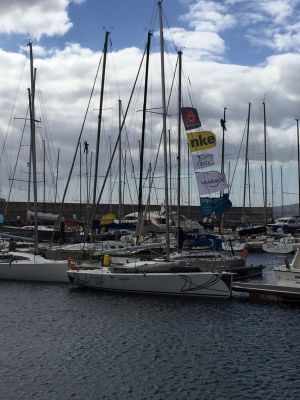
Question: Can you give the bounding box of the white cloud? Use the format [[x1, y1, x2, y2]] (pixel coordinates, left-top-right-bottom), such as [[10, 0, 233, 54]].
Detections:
[[181, 0, 236, 32], [163, 27, 225, 60], [0, 0, 85, 38], [177, 0, 300, 54]]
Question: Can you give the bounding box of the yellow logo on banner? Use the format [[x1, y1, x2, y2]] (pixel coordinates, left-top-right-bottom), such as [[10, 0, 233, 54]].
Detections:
[[187, 131, 216, 152]]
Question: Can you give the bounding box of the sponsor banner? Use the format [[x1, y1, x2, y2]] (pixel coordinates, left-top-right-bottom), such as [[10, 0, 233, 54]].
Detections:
[[191, 153, 215, 170], [195, 170, 228, 195], [200, 194, 232, 217], [181, 107, 201, 130], [187, 131, 216, 152]]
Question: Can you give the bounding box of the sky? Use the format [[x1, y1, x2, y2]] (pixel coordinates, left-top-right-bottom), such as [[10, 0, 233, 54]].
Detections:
[[1, 0, 300, 214]]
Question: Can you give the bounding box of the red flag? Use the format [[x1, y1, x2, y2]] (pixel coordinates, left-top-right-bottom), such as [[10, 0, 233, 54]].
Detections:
[[181, 107, 201, 130]]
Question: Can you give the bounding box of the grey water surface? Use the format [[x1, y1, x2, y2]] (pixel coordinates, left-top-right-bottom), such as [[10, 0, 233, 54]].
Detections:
[[0, 253, 299, 400]]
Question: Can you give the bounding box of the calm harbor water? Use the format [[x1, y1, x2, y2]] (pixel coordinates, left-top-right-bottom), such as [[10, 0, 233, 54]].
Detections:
[[0, 253, 300, 400]]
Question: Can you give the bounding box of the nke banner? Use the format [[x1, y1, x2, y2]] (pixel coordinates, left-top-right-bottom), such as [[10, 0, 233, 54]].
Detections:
[[181, 107, 201, 130], [195, 170, 228, 195], [187, 131, 216, 152]]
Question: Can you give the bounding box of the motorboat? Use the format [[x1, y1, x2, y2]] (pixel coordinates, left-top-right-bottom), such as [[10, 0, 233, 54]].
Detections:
[[274, 248, 300, 285], [269, 216, 300, 233]]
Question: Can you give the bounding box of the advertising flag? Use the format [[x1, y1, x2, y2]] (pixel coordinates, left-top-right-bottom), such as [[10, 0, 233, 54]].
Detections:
[[200, 194, 232, 217], [191, 153, 215, 170], [195, 170, 228, 195], [186, 131, 216, 152], [181, 107, 201, 130]]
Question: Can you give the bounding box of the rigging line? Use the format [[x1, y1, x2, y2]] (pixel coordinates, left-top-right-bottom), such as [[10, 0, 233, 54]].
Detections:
[[135, 56, 177, 238], [122, 114, 139, 197], [4, 107, 30, 217], [36, 86, 56, 176], [123, 160, 136, 212], [34, 91, 59, 203], [161, 6, 181, 54], [49, 51, 104, 246], [228, 114, 248, 196], [87, 43, 149, 238], [148, 1, 159, 35], [0, 54, 27, 167]]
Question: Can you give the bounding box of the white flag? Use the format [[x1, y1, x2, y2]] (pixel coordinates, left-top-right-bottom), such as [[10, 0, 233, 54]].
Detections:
[[191, 153, 215, 170], [195, 171, 228, 195]]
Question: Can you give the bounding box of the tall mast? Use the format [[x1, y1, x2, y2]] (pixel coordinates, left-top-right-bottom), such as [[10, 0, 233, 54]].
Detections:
[[55, 148, 60, 205], [84, 141, 89, 221], [137, 32, 152, 220], [242, 103, 251, 219], [28, 41, 39, 253], [43, 139, 46, 212], [176, 50, 182, 252], [92, 31, 110, 208], [281, 165, 284, 217], [79, 142, 82, 219], [219, 107, 227, 233], [271, 164, 274, 219], [220, 107, 227, 178], [158, 0, 170, 259], [247, 159, 252, 220], [261, 165, 264, 202], [168, 129, 172, 209], [109, 136, 112, 213], [118, 99, 122, 223], [263, 102, 268, 226], [296, 119, 300, 216], [27, 128, 32, 213], [187, 142, 190, 219]]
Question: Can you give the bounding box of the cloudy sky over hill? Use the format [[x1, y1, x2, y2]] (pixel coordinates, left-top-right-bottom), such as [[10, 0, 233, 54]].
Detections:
[[1, 0, 300, 210]]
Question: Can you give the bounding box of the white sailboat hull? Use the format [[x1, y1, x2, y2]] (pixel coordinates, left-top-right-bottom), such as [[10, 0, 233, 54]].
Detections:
[[0, 252, 69, 283], [67, 267, 232, 298]]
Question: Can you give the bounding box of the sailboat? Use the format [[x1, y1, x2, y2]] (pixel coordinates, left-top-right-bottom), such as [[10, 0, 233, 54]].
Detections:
[[0, 41, 69, 283], [67, 1, 233, 299]]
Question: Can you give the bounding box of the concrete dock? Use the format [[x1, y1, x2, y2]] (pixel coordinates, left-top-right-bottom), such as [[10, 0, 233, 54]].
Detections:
[[233, 281, 300, 303]]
